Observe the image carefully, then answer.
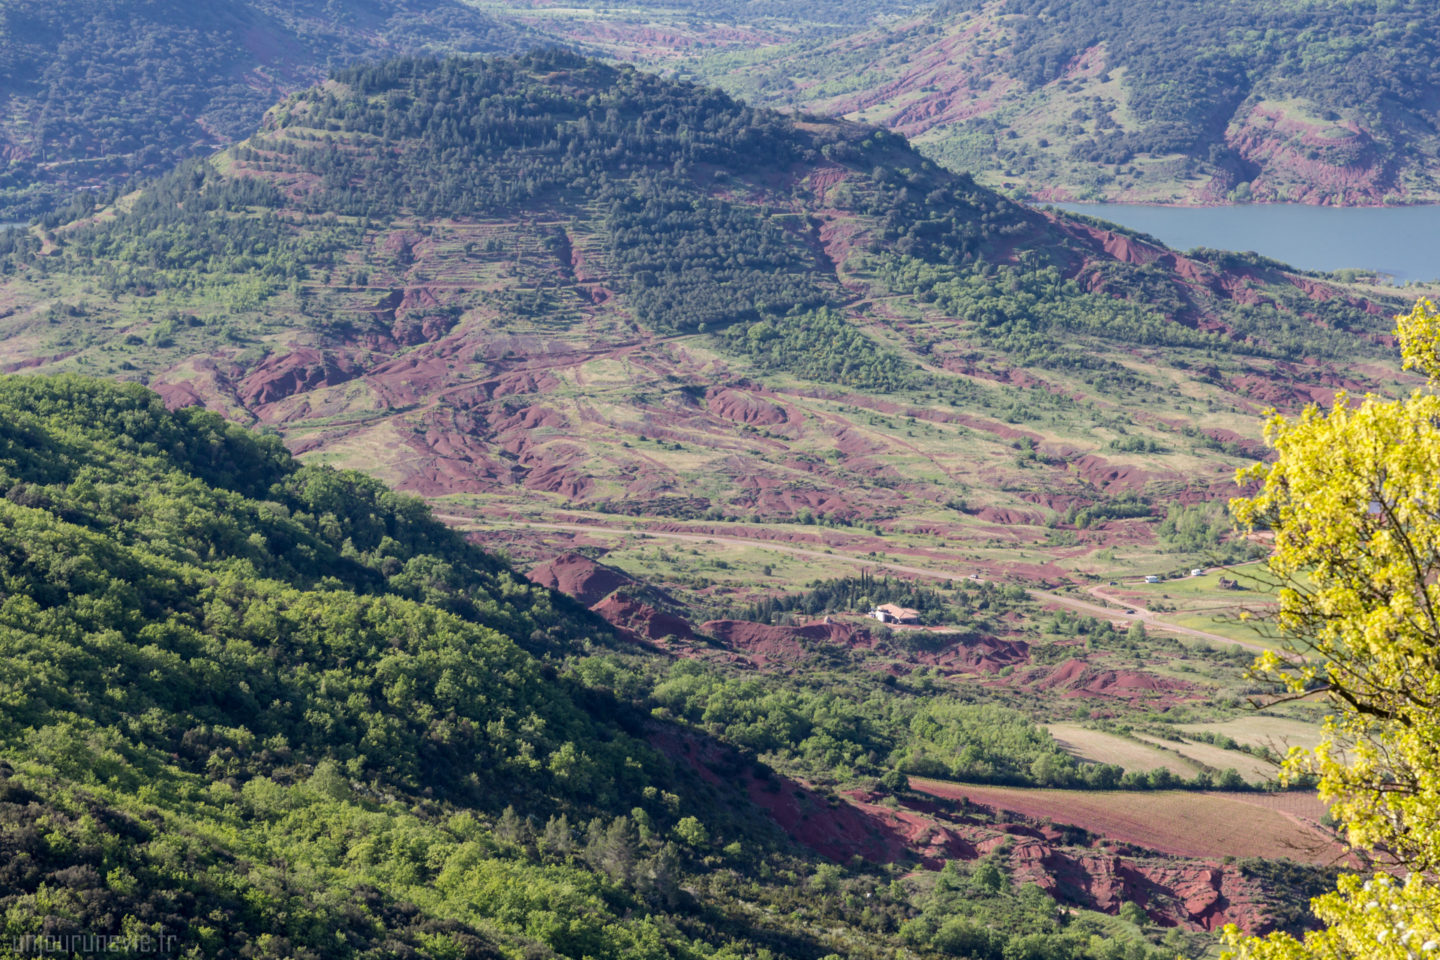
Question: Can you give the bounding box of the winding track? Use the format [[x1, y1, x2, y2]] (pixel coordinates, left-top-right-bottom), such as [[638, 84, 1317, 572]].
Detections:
[[441, 516, 1269, 652]]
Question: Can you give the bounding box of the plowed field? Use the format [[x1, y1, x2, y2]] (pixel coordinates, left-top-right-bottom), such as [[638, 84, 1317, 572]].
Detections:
[[911, 778, 1346, 865]]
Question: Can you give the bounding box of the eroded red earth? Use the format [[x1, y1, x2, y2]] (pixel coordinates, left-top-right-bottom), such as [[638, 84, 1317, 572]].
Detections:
[[651, 719, 1321, 933], [531, 548, 1315, 932]]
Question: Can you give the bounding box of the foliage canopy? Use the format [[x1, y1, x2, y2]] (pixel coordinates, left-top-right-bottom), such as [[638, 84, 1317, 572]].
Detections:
[[1225, 299, 1440, 957]]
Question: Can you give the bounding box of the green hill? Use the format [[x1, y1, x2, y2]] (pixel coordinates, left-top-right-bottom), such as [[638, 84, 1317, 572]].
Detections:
[[692, 0, 1440, 204]]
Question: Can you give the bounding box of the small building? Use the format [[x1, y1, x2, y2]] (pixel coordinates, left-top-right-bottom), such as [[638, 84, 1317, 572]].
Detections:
[[1144, 575, 1160, 584], [871, 603, 921, 625]]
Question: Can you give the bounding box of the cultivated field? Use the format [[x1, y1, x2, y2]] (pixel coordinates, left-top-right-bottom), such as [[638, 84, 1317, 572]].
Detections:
[[911, 778, 1345, 865], [1133, 734, 1280, 784], [1045, 723, 1281, 785], [1179, 716, 1324, 754], [1045, 723, 1199, 777]]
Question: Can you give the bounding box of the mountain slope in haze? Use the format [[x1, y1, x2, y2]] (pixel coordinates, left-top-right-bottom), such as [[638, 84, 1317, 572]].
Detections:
[[693, 0, 1440, 205], [0, 0, 918, 224], [8, 0, 1435, 218], [0, 51, 1406, 589], [0, 0, 526, 221]]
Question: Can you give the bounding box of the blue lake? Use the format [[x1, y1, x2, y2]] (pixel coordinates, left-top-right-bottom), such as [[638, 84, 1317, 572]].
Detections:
[[1049, 203, 1440, 283]]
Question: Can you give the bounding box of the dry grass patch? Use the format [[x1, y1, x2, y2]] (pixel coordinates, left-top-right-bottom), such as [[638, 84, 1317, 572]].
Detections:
[[1134, 734, 1279, 784], [1178, 716, 1323, 753], [1044, 723, 1198, 777]]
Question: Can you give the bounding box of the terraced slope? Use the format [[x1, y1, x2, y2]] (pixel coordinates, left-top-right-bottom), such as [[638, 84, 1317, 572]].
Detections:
[[0, 52, 1409, 595], [693, 0, 1440, 205]]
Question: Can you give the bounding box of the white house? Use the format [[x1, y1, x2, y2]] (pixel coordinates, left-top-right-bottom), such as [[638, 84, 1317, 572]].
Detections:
[[871, 603, 921, 625]]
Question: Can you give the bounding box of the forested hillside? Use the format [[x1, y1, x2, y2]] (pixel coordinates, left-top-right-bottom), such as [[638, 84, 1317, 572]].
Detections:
[[0, 375, 1228, 957], [695, 0, 1440, 204], [0, 0, 524, 221]]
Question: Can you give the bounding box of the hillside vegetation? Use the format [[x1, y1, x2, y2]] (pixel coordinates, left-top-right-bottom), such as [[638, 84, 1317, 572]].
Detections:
[[0, 0, 523, 221], [0, 53, 1399, 562], [0, 374, 1229, 958], [693, 0, 1440, 204]]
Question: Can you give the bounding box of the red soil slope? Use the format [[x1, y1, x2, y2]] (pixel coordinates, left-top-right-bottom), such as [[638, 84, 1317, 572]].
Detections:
[[527, 552, 633, 606], [652, 720, 1321, 933]]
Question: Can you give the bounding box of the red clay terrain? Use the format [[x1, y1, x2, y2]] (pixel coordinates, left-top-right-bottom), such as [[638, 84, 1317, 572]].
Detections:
[[906, 779, 1348, 931], [653, 718, 1332, 933], [54, 77, 1395, 573], [911, 780, 1343, 865], [1026, 658, 1197, 704], [528, 552, 635, 607], [527, 550, 1052, 675]]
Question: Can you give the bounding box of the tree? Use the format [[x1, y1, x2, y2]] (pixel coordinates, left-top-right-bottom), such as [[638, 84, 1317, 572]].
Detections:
[[673, 815, 709, 848], [541, 813, 575, 859], [1223, 300, 1440, 957], [1119, 900, 1149, 927]]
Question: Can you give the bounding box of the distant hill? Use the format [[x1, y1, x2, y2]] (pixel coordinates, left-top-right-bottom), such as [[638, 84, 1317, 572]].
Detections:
[[0, 0, 941, 224], [0, 51, 1403, 577], [12, 0, 1434, 217], [0, 0, 527, 221], [693, 0, 1440, 205]]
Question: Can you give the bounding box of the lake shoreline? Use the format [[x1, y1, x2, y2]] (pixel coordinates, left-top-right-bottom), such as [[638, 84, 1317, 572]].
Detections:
[[1037, 201, 1440, 282]]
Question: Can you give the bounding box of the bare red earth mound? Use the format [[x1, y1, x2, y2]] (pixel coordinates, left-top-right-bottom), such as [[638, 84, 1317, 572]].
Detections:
[[591, 593, 699, 643], [1028, 658, 1196, 701], [239, 348, 359, 407], [706, 386, 788, 426], [527, 552, 633, 606], [916, 633, 1030, 674], [702, 618, 867, 661]]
